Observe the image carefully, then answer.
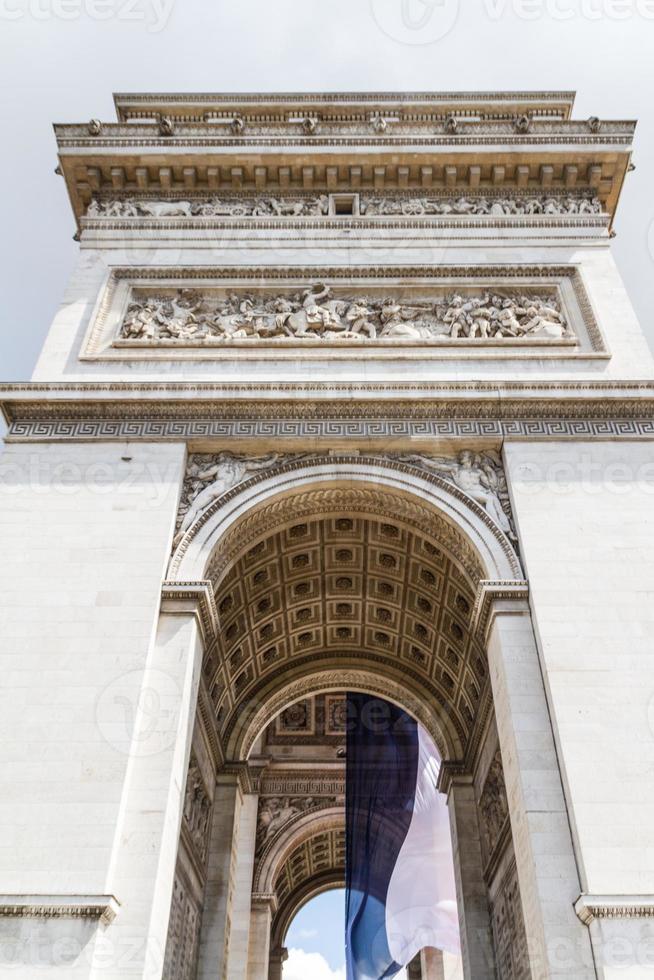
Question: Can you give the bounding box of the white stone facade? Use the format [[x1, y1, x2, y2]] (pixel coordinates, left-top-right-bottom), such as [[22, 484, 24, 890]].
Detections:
[[1, 91, 653, 979]]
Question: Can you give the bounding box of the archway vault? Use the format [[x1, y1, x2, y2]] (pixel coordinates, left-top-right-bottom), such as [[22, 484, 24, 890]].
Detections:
[[166, 458, 523, 765], [269, 825, 346, 953]]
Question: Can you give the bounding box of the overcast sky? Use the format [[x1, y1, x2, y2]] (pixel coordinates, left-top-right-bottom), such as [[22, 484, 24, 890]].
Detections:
[[1, 0, 654, 381]]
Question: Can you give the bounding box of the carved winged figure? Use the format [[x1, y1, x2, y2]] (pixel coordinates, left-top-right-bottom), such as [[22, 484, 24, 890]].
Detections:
[[399, 451, 515, 539], [175, 453, 283, 543]]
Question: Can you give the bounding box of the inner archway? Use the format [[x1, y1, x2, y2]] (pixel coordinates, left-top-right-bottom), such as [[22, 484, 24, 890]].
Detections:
[[282, 890, 410, 980], [164, 464, 541, 980]]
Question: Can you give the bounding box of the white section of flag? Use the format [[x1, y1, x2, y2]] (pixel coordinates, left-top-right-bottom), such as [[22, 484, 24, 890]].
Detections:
[[385, 726, 461, 966]]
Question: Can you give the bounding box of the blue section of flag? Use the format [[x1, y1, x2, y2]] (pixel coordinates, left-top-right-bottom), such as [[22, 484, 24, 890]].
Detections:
[[345, 694, 419, 980]]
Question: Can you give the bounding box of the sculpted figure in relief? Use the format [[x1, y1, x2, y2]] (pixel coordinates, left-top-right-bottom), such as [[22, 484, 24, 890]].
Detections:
[[175, 453, 285, 543], [359, 194, 603, 216], [257, 796, 332, 848], [120, 286, 572, 345], [400, 451, 515, 539], [88, 195, 331, 218], [88, 194, 602, 220]]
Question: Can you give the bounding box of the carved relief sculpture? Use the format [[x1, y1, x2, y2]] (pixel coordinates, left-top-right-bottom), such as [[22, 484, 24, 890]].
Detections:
[[161, 874, 202, 980], [183, 758, 212, 865], [256, 795, 339, 851], [175, 452, 302, 542], [490, 860, 530, 980], [87, 195, 330, 217], [119, 284, 572, 345], [87, 193, 603, 219], [174, 451, 517, 546], [397, 452, 516, 540], [479, 749, 510, 863]]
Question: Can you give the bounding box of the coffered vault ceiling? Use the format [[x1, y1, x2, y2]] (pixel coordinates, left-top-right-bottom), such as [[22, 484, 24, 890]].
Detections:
[[204, 512, 489, 760]]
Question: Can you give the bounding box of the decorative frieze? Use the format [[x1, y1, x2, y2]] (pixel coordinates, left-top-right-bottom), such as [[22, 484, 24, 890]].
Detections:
[[360, 193, 602, 215], [88, 195, 331, 218], [118, 284, 572, 345], [574, 894, 654, 924], [78, 265, 605, 360], [260, 770, 346, 798], [85, 192, 603, 220]]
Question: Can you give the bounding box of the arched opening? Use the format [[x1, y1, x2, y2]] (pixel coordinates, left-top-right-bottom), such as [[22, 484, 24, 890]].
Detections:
[[163, 460, 543, 980], [282, 889, 409, 980]]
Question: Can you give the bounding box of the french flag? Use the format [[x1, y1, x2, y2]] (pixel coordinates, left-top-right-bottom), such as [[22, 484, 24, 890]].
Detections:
[[345, 693, 460, 979]]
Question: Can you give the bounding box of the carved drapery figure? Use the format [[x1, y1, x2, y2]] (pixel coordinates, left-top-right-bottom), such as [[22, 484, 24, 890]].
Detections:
[[256, 795, 338, 851], [183, 759, 212, 865], [120, 286, 572, 344], [173, 451, 518, 551], [175, 452, 290, 542], [479, 750, 510, 863], [398, 452, 516, 540]]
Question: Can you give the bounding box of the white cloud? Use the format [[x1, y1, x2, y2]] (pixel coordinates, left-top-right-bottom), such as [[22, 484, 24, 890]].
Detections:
[[288, 927, 319, 941], [283, 948, 346, 980]]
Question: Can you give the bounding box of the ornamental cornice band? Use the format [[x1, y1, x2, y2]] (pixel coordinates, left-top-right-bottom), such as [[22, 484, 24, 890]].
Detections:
[[0, 895, 120, 926], [8, 418, 654, 443], [575, 894, 654, 925]]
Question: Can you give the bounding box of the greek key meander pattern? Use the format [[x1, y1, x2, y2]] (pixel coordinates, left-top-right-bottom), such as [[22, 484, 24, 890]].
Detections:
[[9, 418, 654, 441]]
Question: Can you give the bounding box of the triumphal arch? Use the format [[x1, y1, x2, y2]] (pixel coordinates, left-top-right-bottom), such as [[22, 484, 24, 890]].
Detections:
[[0, 91, 653, 980]]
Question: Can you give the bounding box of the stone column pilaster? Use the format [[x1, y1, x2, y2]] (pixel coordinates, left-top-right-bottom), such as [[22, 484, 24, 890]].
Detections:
[[484, 593, 596, 979], [441, 771, 495, 980], [246, 894, 277, 980], [99, 605, 204, 979], [225, 768, 263, 980], [196, 771, 242, 979], [420, 947, 445, 980], [267, 946, 288, 980], [407, 953, 423, 978]]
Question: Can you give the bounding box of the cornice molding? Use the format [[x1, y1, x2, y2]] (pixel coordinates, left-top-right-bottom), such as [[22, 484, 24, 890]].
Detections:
[[53, 90, 635, 225], [471, 580, 531, 643], [0, 895, 120, 926], [575, 894, 654, 925], [160, 580, 219, 650]]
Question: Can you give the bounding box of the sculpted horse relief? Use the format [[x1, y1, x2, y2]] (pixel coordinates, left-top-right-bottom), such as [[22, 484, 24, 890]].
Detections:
[[119, 284, 574, 345]]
